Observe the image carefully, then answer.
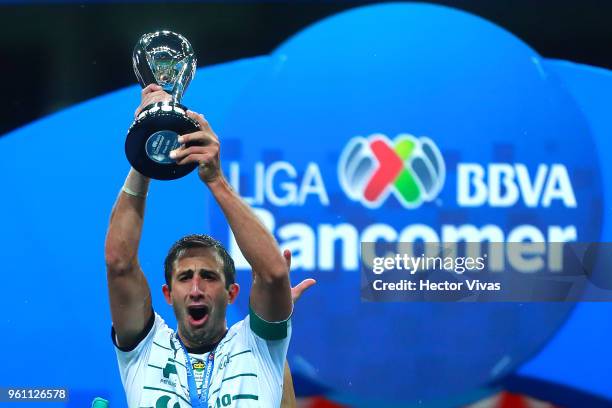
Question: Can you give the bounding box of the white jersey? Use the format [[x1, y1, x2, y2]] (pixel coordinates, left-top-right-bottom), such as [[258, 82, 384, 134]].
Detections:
[[113, 309, 291, 408]]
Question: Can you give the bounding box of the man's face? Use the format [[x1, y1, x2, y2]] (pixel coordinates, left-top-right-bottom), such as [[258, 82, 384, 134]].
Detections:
[[162, 246, 238, 346]]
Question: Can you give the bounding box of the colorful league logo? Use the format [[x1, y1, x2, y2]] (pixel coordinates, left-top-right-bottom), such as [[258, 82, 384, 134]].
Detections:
[[338, 134, 445, 208]]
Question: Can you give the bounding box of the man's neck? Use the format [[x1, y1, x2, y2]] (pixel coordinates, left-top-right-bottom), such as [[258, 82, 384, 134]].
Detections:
[[177, 326, 227, 354]]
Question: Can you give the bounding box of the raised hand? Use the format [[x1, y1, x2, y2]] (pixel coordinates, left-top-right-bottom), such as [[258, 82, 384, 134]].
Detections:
[[283, 249, 317, 303], [169, 110, 221, 184], [134, 84, 172, 118]]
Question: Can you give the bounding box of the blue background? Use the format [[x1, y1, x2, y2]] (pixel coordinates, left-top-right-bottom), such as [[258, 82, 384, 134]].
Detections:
[[0, 3, 611, 407]]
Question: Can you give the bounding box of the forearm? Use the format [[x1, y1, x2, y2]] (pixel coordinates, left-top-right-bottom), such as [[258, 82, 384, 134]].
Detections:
[[105, 168, 150, 272], [208, 176, 286, 280]]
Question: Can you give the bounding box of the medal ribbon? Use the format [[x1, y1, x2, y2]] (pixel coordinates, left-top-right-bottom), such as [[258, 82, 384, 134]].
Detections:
[[175, 334, 216, 408]]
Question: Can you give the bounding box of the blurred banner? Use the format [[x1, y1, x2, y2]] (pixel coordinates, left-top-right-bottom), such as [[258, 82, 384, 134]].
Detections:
[[1, 2, 611, 407]]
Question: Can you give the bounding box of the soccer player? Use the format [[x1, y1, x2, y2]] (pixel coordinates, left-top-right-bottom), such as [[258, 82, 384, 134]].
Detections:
[[105, 84, 313, 407]]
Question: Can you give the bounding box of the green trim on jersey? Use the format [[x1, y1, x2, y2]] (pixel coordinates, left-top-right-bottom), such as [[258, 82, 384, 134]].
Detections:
[[153, 341, 172, 351], [249, 306, 290, 340], [223, 372, 257, 382], [229, 349, 252, 358], [233, 394, 258, 401], [210, 373, 258, 396], [148, 364, 163, 370], [168, 358, 186, 369]]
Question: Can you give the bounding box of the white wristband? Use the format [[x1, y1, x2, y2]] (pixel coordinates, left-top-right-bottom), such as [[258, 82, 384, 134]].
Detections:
[[122, 185, 147, 198], [122, 168, 150, 198]]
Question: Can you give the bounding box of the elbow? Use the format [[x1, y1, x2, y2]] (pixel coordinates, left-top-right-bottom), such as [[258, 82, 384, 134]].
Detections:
[[258, 263, 290, 284], [104, 246, 136, 277], [105, 259, 133, 278]]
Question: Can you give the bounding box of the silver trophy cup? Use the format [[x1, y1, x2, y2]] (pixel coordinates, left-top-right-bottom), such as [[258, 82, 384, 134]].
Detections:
[[125, 31, 200, 180]]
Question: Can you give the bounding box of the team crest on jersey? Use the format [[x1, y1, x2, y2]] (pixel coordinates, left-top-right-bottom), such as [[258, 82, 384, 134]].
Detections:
[[192, 360, 205, 371]]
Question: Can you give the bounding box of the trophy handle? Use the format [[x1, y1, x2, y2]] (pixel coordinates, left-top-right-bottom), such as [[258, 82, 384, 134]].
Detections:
[[133, 45, 157, 88]]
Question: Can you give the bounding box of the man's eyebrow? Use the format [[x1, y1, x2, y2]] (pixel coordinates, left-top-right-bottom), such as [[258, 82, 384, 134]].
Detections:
[[199, 268, 220, 275]]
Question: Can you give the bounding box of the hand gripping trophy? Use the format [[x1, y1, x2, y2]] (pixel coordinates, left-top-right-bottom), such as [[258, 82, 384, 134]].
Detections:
[[125, 31, 200, 180]]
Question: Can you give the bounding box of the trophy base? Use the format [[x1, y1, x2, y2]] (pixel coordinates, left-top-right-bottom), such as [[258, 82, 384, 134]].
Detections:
[[125, 102, 200, 180]]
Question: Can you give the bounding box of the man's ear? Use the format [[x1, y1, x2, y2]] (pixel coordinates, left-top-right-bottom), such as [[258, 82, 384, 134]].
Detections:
[[162, 284, 173, 305], [227, 283, 240, 304]]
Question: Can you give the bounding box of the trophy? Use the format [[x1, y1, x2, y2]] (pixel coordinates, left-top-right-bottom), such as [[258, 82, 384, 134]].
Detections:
[[125, 31, 200, 180]]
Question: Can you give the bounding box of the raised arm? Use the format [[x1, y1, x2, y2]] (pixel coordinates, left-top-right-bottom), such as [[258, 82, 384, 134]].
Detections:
[[169, 111, 292, 322], [105, 84, 171, 347], [105, 168, 152, 348]]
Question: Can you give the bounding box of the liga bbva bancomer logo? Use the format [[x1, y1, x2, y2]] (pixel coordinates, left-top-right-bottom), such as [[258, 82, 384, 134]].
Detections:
[[339, 134, 445, 208]]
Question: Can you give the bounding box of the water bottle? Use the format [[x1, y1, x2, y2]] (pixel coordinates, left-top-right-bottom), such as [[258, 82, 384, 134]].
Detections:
[[91, 397, 109, 408]]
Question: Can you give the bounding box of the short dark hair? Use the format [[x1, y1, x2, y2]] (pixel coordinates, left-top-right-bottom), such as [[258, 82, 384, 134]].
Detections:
[[164, 234, 236, 290]]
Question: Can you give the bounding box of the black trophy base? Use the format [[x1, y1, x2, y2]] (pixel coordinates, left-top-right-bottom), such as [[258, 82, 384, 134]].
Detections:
[[125, 101, 200, 180]]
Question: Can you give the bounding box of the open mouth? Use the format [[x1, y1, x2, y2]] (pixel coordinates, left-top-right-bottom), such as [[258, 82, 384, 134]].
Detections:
[[187, 305, 209, 326]]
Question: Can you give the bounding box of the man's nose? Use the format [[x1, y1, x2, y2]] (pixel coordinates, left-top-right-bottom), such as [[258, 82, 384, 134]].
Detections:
[[189, 275, 204, 297]]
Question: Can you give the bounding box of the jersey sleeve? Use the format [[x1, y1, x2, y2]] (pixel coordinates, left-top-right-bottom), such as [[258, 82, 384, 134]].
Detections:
[[246, 306, 292, 373], [111, 312, 165, 408]]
